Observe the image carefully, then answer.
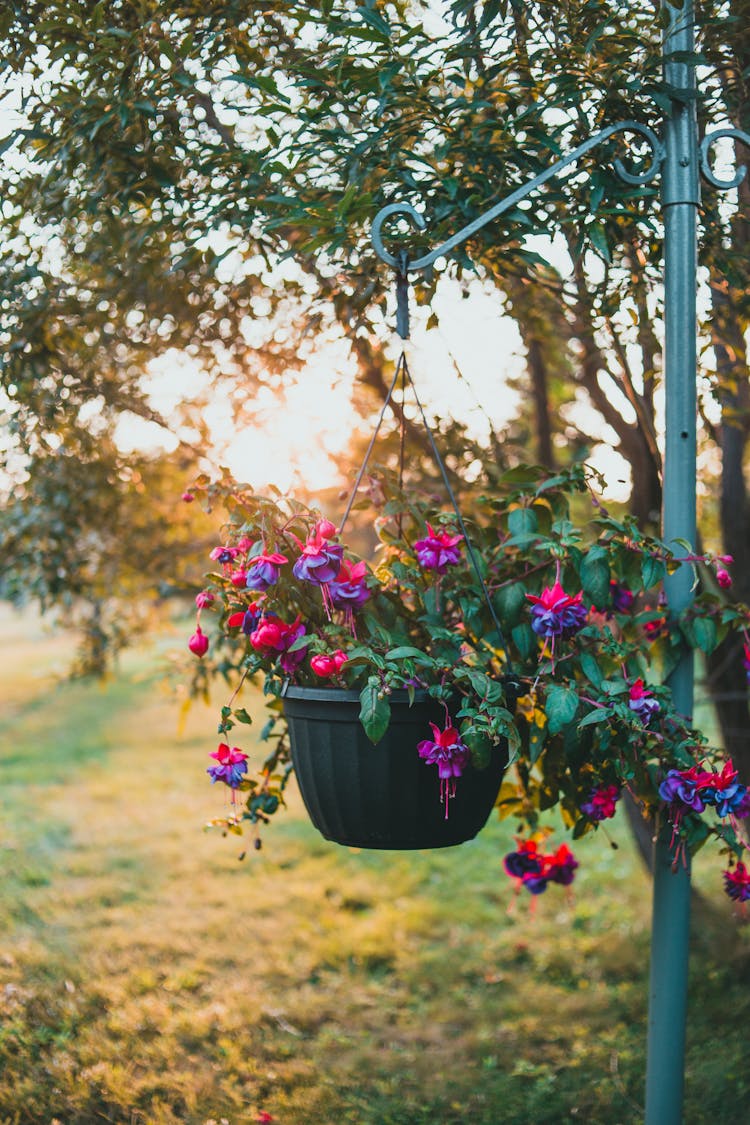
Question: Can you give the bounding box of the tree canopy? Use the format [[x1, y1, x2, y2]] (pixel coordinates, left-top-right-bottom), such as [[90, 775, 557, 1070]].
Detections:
[[0, 1, 748, 725]]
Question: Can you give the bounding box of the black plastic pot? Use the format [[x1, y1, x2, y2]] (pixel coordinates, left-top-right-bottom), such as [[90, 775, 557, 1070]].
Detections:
[[282, 685, 506, 850]]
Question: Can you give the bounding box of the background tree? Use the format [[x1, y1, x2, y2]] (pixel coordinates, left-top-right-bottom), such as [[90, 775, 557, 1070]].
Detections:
[[1, 0, 748, 782]]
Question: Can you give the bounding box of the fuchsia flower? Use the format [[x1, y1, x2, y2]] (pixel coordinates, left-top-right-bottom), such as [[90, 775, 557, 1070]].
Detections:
[[195, 590, 215, 609], [246, 552, 288, 591], [250, 615, 308, 673], [207, 743, 248, 788], [628, 678, 660, 724], [188, 626, 209, 657], [328, 559, 371, 608], [581, 784, 621, 822], [181, 491, 194, 503], [724, 861, 750, 903], [716, 568, 732, 589], [527, 582, 587, 640], [503, 838, 578, 895], [209, 545, 241, 566], [293, 527, 344, 586], [230, 569, 248, 587], [659, 760, 748, 819], [417, 719, 470, 818], [743, 643, 750, 683], [610, 581, 634, 612], [310, 650, 348, 678], [414, 523, 463, 573]]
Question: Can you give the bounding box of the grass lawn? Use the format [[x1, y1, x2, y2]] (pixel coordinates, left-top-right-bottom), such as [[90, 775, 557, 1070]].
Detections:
[[1, 605, 749, 1124]]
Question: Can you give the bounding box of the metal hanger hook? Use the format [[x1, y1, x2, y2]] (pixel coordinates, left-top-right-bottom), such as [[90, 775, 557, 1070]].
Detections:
[[371, 203, 427, 269]]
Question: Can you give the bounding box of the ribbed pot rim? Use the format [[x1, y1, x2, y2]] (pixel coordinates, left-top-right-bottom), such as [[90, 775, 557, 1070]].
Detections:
[[282, 684, 438, 705]]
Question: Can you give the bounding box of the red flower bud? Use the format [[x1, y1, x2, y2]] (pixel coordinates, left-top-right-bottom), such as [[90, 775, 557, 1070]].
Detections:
[[230, 569, 248, 587], [188, 625, 209, 657], [227, 611, 245, 627], [311, 654, 336, 677], [251, 622, 283, 649], [315, 518, 337, 540], [195, 591, 215, 609], [332, 649, 348, 670], [181, 491, 194, 502], [717, 568, 732, 589]]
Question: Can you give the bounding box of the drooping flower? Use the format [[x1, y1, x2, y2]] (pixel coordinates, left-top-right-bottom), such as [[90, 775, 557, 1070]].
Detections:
[[628, 678, 660, 724], [658, 766, 708, 813], [249, 614, 308, 671], [414, 523, 464, 574], [724, 861, 750, 903], [610, 581, 634, 612], [643, 612, 667, 640], [581, 784, 621, 822], [195, 590, 215, 609], [544, 843, 579, 886], [328, 559, 371, 609], [503, 837, 578, 895], [716, 568, 732, 589], [700, 760, 747, 818], [230, 569, 248, 587], [292, 531, 343, 586], [417, 719, 470, 818], [207, 743, 248, 788], [743, 643, 750, 683], [188, 626, 209, 657], [527, 582, 587, 640], [209, 545, 241, 566], [503, 839, 543, 880], [246, 552, 288, 592]]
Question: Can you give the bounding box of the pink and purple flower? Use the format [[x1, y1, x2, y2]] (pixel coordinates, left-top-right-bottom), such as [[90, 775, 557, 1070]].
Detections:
[[628, 679, 660, 724], [417, 718, 470, 818], [610, 581, 634, 612], [328, 560, 371, 609], [414, 523, 463, 573], [723, 861, 750, 903], [503, 838, 578, 895], [207, 743, 248, 788], [527, 582, 587, 640], [246, 552, 288, 592], [659, 761, 748, 819], [292, 531, 343, 586], [581, 784, 621, 822]]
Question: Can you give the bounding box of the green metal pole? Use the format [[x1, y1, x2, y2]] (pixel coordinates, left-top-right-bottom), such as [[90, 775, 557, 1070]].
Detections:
[[645, 3, 699, 1121]]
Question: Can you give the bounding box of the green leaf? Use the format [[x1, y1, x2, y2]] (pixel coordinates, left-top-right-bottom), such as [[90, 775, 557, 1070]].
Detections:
[[493, 582, 527, 627], [692, 616, 717, 654], [577, 708, 612, 729], [529, 721, 546, 765], [359, 683, 391, 745], [642, 555, 666, 589], [511, 624, 537, 661], [507, 507, 538, 541], [580, 551, 610, 607], [233, 708, 253, 725], [386, 645, 432, 662], [580, 653, 603, 688], [545, 685, 579, 734]]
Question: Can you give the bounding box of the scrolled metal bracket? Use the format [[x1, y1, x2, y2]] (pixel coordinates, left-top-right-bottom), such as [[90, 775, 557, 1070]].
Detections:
[[371, 120, 665, 278], [700, 127, 750, 190]]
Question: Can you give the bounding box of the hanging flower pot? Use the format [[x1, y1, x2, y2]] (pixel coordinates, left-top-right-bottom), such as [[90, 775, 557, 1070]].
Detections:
[[189, 351, 750, 901], [283, 685, 506, 849]]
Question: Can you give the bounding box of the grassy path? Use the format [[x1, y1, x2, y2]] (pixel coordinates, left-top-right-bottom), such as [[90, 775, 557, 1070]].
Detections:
[[1, 607, 749, 1124]]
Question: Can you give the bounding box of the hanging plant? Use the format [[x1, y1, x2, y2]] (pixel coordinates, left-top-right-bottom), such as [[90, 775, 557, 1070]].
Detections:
[[186, 445, 750, 896]]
